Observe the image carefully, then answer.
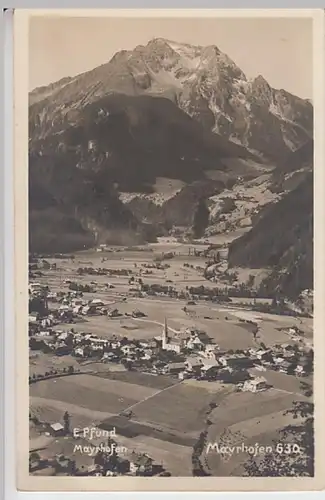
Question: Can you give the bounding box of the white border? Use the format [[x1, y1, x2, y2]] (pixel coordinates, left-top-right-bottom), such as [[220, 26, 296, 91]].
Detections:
[[2, 5, 325, 500]]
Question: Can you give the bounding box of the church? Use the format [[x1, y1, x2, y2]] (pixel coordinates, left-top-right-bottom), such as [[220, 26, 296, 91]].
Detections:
[[161, 318, 184, 354]]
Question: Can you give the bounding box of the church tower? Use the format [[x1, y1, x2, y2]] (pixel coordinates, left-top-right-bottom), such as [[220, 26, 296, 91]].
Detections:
[[162, 317, 169, 349]]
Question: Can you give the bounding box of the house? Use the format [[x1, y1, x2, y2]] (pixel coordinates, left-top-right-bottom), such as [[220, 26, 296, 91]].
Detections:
[[57, 331, 68, 341], [204, 343, 219, 352], [132, 309, 146, 318], [243, 377, 268, 393], [227, 354, 254, 369], [41, 318, 53, 328], [108, 308, 120, 318], [295, 363, 309, 376], [74, 347, 85, 357], [186, 336, 205, 350], [88, 140, 97, 151], [82, 305, 97, 316], [91, 299, 104, 307], [121, 344, 137, 356], [218, 354, 253, 369], [256, 349, 272, 360], [185, 357, 202, 372], [129, 452, 153, 476], [139, 340, 150, 348], [29, 283, 44, 294], [200, 358, 220, 376], [166, 362, 186, 374], [29, 312, 40, 323], [141, 349, 154, 360], [49, 422, 65, 436], [278, 360, 293, 374], [102, 352, 118, 362], [273, 356, 285, 365], [36, 330, 52, 338]]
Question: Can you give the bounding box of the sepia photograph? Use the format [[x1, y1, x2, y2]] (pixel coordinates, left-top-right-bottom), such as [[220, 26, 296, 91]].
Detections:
[[12, 8, 325, 491]]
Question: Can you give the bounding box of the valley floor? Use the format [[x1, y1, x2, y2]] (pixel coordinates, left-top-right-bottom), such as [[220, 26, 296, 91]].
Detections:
[[29, 238, 313, 477]]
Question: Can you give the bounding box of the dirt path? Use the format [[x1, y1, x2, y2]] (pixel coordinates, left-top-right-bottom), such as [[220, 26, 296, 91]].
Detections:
[[132, 317, 179, 334], [120, 379, 185, 414]]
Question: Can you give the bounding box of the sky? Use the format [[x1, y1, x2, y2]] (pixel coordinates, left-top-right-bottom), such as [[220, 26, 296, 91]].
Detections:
[[29, 16, 313, 98]]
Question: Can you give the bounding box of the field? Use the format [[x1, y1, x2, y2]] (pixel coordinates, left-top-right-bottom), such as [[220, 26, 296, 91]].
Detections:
[[35, 241, 312, 350], [131, 381, 229, 434], [203, 386, 308, 476]]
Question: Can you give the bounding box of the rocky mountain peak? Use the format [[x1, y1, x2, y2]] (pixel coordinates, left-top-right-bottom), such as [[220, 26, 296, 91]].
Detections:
[[29, 37, 313, 160]]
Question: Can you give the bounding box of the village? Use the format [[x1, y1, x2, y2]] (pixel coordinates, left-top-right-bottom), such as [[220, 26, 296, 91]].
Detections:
[[28, 243, 314, 477]]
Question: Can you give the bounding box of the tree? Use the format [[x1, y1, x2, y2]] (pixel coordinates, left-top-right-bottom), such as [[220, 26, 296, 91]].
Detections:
[[63, 411, 71, 434], [243, 401, 314, 477], [30, 451, 40, 461], [192, 198, 210, 239]]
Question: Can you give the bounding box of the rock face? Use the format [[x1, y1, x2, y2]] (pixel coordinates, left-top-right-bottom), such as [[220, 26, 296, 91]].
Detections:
[[29, 38, 313, 160]]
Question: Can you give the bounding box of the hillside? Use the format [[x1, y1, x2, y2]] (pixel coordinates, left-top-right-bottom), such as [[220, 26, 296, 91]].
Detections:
[[269, 139, 313, 194], [30, 93, 255, 191], [29, 150, 157, 253], [29, 91, 256, 253], [29, 38, 312, 161], [228, 172, 313, 298]]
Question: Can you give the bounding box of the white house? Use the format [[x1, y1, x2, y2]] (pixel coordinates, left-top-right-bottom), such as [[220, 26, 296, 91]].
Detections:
[[29, 313, 39, 323], [243, 377, 268, 393], [49, 422, 65, 436], [121, 344, 137, 356], [295, 364, 307, 377], [91, 299, 105, 307], [74, 347, 85, 357]]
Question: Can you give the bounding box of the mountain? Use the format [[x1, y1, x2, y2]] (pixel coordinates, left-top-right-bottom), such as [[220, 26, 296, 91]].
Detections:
[[30, 92, 256, 191], [29, 38, 313, 160], [29, 38, 313, 260], [29, 91, 257, 253], [228, 170, 313, 298]]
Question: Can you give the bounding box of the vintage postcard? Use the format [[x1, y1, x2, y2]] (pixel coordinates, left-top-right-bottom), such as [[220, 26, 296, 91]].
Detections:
[[14, 8, 325, 492]]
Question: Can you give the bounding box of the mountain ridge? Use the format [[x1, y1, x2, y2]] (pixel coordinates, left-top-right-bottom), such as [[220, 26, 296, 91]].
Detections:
[[29, 37, 313, 160]]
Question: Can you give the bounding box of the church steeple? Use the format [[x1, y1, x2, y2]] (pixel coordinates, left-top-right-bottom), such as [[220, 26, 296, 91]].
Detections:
[[162, 317, 169, 349]]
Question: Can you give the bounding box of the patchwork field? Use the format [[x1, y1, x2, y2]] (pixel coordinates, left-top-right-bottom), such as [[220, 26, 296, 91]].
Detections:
[[131, 382, 228, 434], [97, 370, 178, 390], [30, 375, 141, 413]]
